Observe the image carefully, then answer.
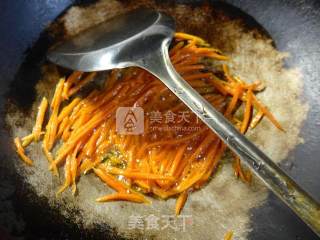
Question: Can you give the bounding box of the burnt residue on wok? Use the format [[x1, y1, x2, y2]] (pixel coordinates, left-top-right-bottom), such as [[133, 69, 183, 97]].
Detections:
[[2, 1, 313, 239]]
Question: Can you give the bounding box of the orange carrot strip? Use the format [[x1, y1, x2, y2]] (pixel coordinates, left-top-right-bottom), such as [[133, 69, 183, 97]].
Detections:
[[191, 46, 228, 60], [105, 167, 174, 181], [250, 110, 264, 129], [57, 97, 81, 122], [174, 32, 208, 46], [134, 156, 152, 190], [240, 88, 253, 134], [79, 157, 93, 174], [21, 134, 35, 148], [175, 171, 204, 193], [225, 85, 243, 117], [96, 192, 149, 204], [158, 149, 174, 176], [207, 77, 231, 95], [169, 145, 187, 176], [134, 180, 152, 192], [14, 137, 33, 166], [233, 156, 252, 183], [200, 142, 226, 183], [57, 117, 69, 139], [42, 143, 59, 176], [148, 148, 164, 174], [189, 79, 210, 88], [50, 78, 65, 109], [175, 64, 205, 73], [63, 71, 83, 99], [47, 112, 59, 150], [93, 167, 127, 192], [61, 123, 71, 142], [169, 41, 185, 56], [141, 127, 206, 152], [33, 97, 48, 141], [151, 186, 177, 199], [105, 69, 121, 90], [203, 52, 229, 60], [45, 78, 64, 150], [224, 231, 234, 240], [251, 94, 284, 131], [174, 55, 200, 68], [175, 134, 215, 179], [222, 64, 235, 83], [68, 72, 97, 97], [84, 127, 103, 156], [175, 191, 188, 215], [71, 142, 81, 195], [57, 155, 72, 195]]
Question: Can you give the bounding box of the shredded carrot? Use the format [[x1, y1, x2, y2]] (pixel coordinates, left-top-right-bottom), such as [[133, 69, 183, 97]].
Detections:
[[175, 191, 188, 215], [169, 144, 187, 176], [57, 117, 69, 139], [57, 97, 81, 122], [170, 41, 185, 56], [14, 32, 283, 215], [45, 78, 64, 151], [224, 230, 234, 240], [105, 166, 174, 181], [175, 32, 208, 46], [94, 167, 127, 192], [62, 71, 83, 99], [71, 142, 81, 195], [223, 64, 235, 83], [43, 143, 59, 176], [241, 88, 253, 134], [250, 110, 264, 129], [251, 94, 284, 131], [68, 72, 97, 97], [33, 97, 48, 141], [233, 156, 252, 183], [57, 155, 71, 195], [225, 84, 243, 117], [14, 137, 33, 165], [21, 134, 35, 148], [96, 192, 149, 204]]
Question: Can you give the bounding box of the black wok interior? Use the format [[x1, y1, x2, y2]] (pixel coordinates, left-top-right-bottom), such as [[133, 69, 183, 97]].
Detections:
[[0, 0, 320, 239]]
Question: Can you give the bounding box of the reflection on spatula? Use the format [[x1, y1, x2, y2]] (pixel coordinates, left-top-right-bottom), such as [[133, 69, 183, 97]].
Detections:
[[47, 8, 320, 236]]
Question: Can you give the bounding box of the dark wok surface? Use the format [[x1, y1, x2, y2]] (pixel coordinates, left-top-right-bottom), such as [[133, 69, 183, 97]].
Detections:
[[0, 0, 319, 239]]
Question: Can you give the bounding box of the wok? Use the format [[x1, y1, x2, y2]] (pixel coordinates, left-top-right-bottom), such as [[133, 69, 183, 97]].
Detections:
[[0, 0, 319, 239]]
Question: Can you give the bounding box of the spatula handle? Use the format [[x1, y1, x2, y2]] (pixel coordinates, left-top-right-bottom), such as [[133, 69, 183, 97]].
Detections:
[[138, 39, 320, 236]]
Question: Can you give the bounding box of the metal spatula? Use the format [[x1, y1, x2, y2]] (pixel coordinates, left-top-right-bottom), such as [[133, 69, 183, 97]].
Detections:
[[47, 8, 320, 235]]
